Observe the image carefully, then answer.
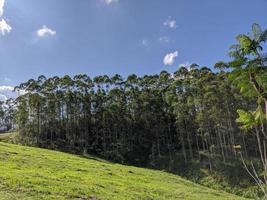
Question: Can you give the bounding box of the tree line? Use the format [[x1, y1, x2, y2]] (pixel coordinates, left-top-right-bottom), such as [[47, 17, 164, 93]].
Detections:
[[2, 24, 267, 176]]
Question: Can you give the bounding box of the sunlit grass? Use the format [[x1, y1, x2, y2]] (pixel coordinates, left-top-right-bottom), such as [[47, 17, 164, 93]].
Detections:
[[0, 142, 249, 200]]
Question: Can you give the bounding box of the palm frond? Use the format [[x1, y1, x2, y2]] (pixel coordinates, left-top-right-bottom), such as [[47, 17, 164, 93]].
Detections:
[[252, 23, 262, 41]]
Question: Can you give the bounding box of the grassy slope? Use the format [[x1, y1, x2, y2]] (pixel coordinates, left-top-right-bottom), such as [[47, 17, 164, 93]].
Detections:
[[0, 142, 249, 200]]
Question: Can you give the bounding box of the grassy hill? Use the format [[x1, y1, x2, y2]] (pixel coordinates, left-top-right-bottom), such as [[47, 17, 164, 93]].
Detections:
[[0, 142, 249, 200]]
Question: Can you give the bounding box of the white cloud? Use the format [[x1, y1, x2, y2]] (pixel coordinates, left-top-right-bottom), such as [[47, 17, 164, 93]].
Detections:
[[0, 86, 14, 91], [164, 17, 177, 29], [104, 0, 119, 5], [0, 0, 11, 36], [17, 89, 26, 96], [0, 85, 26, 101], [0, 19, 11, 34], [159, 36, 170, 43], [163, 51, 178, 66], [0, 0, 5, 17], [0, 19, 11, 35], [36, 25, 56, 37], [0, 86, 13, 101]]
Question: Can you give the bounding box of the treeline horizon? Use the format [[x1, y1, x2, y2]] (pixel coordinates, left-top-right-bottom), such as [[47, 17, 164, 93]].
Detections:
[[10, 66, 255, 168], [1, 23, 267, 179]]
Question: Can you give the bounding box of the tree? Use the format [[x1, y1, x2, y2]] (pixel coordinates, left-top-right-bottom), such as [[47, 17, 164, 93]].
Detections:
[[225, 23, 267, 195]]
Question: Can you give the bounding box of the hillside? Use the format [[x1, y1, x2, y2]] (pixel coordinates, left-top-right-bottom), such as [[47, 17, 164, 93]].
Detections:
[[0, 142, 248, 200]]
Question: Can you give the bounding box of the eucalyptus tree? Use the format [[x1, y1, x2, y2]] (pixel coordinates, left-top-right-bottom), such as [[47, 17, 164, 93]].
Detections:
[[12, 25, 267, 182], [0, 101, 4, 130], [12, 68, 255, 168]]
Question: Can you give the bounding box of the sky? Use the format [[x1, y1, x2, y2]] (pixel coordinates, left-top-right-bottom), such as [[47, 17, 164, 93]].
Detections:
[[0, 0, 267, 99]]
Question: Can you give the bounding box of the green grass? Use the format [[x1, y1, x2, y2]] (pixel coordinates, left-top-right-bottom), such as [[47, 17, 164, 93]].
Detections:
[[0, 142, 249, 200]]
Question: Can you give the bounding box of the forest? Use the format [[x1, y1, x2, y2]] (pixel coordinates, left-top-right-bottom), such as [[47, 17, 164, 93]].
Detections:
[[1, 23, 267, 198]]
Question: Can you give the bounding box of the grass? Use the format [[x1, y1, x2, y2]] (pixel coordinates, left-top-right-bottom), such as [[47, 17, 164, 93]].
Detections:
[[0, 142, 250, 200]]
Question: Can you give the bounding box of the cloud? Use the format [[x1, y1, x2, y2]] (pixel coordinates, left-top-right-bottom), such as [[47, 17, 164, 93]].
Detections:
[[0, 86, 13, 101], [0, 0, 4, 17], [0, 85, 25, 101], [0, 0, 11, 36], [164, 17, 177, 29], [104, 0, 119, 5], [0, 19, 11, 35], [36, 25, 56, 37], [159, 36, 170, 43], [163, 51, 178, 65], [17, 89, 26, 96], [0, 86, 14, 91]]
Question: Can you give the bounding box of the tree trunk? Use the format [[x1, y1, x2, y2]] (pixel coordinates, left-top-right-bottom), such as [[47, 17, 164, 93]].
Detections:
[[178, 127, 187, 163]]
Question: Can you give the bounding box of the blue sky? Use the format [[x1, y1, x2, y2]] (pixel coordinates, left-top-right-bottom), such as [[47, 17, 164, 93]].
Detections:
[[0, 0, 267, 90]]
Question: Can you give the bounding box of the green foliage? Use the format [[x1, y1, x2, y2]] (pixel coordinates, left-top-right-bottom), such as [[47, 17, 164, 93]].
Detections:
[[252, 23, 263, 41], [228, 23, 267, 134], [148, 154, 261, 199], [236, 34, 254, 54], [0, 142, 247, 200], [236, 106, 266, 131], [236, 110, 257, 130]]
